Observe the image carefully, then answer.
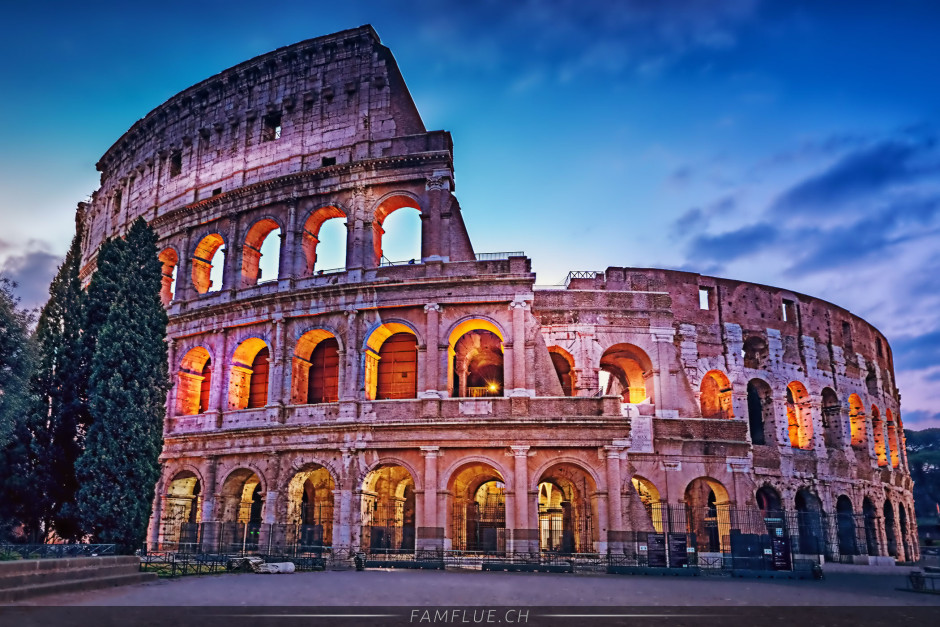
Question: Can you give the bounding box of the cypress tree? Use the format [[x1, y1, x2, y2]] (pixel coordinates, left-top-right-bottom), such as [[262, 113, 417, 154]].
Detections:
[[76, 219, 169, 553]]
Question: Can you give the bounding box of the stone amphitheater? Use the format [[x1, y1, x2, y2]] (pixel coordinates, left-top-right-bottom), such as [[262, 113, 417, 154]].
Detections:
[[76, 25, 916, 566]]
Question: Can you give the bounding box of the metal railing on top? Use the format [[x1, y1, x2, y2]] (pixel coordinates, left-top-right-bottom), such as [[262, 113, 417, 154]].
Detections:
[[474, 252, 524, 261]]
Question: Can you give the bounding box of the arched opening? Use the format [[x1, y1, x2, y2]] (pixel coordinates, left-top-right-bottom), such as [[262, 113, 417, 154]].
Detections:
[[742, 335, 769, 369], [756, 485, 782, 516], [158, 248, 178, 305], [786, 382, 813, 450], [883, 500, 898, 557], [229, 338, 270, 410], [599, 344, 654, 405], [364, 323, 418, 401], [291, 329, 339, 404], [361, 464, 416, 552], [548, 347, 576, 397], [821, 387, 842, 449], [242, 218, 281, 287], [794, 488, 824, 555], [836, 495, 859, 556], [301, 206, 347, 275], [700, 370, 733, 419], [286, 464, 335, 549], [746, 379, 773, 445], [219, 469, 264, 552], [448, 462, 506, 553], [374, 196, 421, 265], [192, 233, 225, 294], [899, 503, 912, 561], [176, 347, 212, 416], [451, 331, 504, 398], [862, 497, 879, 556], [871, 406, 887, 466], [161, 471, 202, 551], [537, 463, 598, 554], [684, 477, 731, 553], [631, 476, 663, 533], [849, 394, 866, 447], [886, 409, 900, 468]]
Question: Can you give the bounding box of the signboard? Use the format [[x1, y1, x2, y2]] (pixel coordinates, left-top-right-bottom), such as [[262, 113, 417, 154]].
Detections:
[[629, 414, 654, 453], [647, 532, 667, 567], [668, 533, 689, 567], [769, 524, 792, 571]]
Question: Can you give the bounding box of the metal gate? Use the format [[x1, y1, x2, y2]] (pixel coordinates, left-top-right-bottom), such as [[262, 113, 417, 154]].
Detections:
[[454, 492, 506, 553], [364, 501, 414, 551], [539, 501, 593, 554]]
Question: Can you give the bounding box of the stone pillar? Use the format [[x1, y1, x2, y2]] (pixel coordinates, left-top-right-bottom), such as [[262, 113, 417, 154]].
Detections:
[[510, 446, 535, 553], [222, 219, 240, 291], [424, 172, 451, 261], [343, 310, 359, 400], [268, 318, 287, 406], [165, 339, 177, 432], [175, 231, 194, 302], [148, 484, 165, 550], [210, 329, 229, 426], [280, 197, 298, 282], [258, 454, 282, 552], [509, 299, 531, 395], [605, 445, 624, 552], [651, 327, 677, 412], [418, 446, 443, 551], [422, 303, 443, 396], [200, 457, 221, 552]]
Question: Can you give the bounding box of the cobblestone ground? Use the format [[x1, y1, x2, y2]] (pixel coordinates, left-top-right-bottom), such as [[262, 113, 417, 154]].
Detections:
[[13, 568, 940, 607]]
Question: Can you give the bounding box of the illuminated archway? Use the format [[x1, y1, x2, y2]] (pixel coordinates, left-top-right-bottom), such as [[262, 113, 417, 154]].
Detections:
[[219, 468, 264, 551], [548, 347, 576, 397], [886, 409, 900, 468], [229, 338, 270, 410], [241, 218, 281, 287], [360, 464, 416, 551], [158, 247, 178, 304], [373, 194, 422, 265], [291, 329, 340, 404], [599, 344, 654, 405], [285, 463, 335, 548], [364, 322, 418, 400], [176, 347, 212, 415], [700, 370, 733, 419], [684, 477, 731, 553], [301, 206, 347, 274], [449, 320, 505, 398], [848, 394, 866, 447], [448, 462, 506, 552], [786, 381, 813, 449], [871, 406, 887, 466], [536, 463, 598, 553], [631, 476, 662, 532], [192, 233, 225, 294], [161, 470, 202, 550]]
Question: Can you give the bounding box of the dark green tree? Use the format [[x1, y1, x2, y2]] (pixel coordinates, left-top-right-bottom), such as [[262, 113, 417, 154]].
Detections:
[[0, 278, 40, 540], [906, 428, 940, 519], [29, 228, 88, 541], [75, 219, 169, 553]]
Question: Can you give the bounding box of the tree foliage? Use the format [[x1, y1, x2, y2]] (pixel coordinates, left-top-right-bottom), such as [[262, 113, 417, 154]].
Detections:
[[905, 428, 940, 518], [75, 219, 169, 553]]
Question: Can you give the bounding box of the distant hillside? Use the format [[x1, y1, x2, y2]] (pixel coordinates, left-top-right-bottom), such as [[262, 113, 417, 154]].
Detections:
[[905, 428, 940, 519]]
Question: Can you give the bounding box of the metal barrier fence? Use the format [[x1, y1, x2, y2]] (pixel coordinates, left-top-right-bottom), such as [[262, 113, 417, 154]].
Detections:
[[0, 544, 116, 559]]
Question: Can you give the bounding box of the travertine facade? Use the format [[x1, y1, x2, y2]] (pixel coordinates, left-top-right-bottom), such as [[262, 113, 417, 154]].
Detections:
[[78, 26, 916, 563]]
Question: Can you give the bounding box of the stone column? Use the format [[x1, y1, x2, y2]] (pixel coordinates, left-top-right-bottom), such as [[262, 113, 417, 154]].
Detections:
[[200, 457, 221, 552], [268, 318, 287, 407], [418, 446, 443, 551], [424, 172, 451, 261], [422, 303, 442, 396], [210, 329, 229, 426], [222, 219, 240, 291], [165, 339, 177, 433], [510, 446, 535, 553], [605, 445, 624, 552], [174, 231, 194, 302], [148, 483, 165, 550], [280, 197, 298, 284], [509, 299, 530, 395], [651, 327, 677, 412], [339, 310, 360, 422]]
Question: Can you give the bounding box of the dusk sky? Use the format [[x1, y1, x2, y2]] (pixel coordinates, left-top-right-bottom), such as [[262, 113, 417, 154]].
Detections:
[[1, 1, 938, 427]]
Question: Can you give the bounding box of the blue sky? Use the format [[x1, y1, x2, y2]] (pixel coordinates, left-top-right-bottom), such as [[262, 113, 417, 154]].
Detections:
[[1, 0, 939, 427]]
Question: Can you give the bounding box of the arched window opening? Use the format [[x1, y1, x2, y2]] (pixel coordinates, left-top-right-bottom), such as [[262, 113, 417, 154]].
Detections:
[[452, 330, 504, 398], [599, 344, 654, 405], [548, 348, 576, 397], [700, 370, 733, 419], [862, 497, 879, 556], [866, 366, 878, 397], [374, 196, 421, 265], [795, 489, 824, 555], [821, 387, 842, 449], [871, 406, 887, 466], [286, 464, 335, 549], [361, 464, 416, 551], [746, 379, 772, 445], [291, 329, 340, 404], [785, 382, 813, 450], [158, 248, 178, 305], [229, 338, 270, 410], [192, 234, 225, 294], [886, 409, 900, 468], [177, 347, 212, 416], [449, 463, 506, 553], [301, 207, 346, 275], [836, 495, 859, 556], [848, 394, 866, 447], [684, 477, 730, 554], [242, 219, 281, 287], [219, 469, 263, 552], [160, 471, 202, 551], [537, 463, 597, 554], [742, 335, 769, 370], [364, 323, 418, 401], [631, 476, 663, 533], [899, 504, 912, 561], [756, 485, 782, 516], [883, 500, 897, 557]]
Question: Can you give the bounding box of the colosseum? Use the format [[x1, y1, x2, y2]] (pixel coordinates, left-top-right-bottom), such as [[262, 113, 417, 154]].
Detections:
[[77, 25, 916, 569]]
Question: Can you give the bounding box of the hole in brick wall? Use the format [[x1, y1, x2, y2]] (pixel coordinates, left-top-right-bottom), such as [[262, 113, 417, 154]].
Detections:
[[782, 299, 797, 322], [170, 151, 183, 177], [212, 187, 222, 196], [262, 112, 282, 142], [321, 156, 336, 167], [698, 286, 713, 310]]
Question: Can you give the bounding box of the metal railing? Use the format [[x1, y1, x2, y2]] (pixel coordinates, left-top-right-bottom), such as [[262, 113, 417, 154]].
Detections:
[[474, 252, 524, 261], [564, 270, 602, 286]]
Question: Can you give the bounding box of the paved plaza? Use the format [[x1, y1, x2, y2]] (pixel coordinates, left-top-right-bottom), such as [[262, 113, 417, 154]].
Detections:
[[12, 567, 940, 607]]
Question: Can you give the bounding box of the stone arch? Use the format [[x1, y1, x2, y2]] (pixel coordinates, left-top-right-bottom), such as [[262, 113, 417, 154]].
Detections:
[[447, 318, 506, 398], [700, 370, 733, 419], [746, 378, 773, 445], [363, 321, 420, 401], [547, 346, 576, 397], [301, 204, 348, 275], [218, 467, 267, 550], [373, 192, 423, 266], [862, 496, 880, 556], [176, 346, 213, 415], [630, 475, 663, 532], [871, 405, 887, 466], [795, 488, 825, 555], [292, 328, 342, 404], [439, 455, 514, 493], [821, 387, 842, 448], [241, 217, 283, 287], [191, 232, 226, 294], [883, 498, 898, 557], [848, 393, 866, 447], [158, 247, 179, 305], [886, 409, 900, 468], [835, 494, 859, 556], [360, 461, 418, 551], [285, 462, 336, 547], [786, 381, 813, 449], [755, 483, 783, 514], [229, 337, 270, 410], [160, 468, 204, 549], [536, 461, 600, 553], [446, 461, 507, 552], [899, 501, 913, 561], [599, 343, 655, 405], [683, 477, 731, 553]]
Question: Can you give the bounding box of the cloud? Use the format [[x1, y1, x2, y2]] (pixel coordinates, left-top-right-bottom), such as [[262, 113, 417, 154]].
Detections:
[[892, 329, 940, 372], [686, 222, 778, 263], [0, 246, 61, 310], [901, 409, 940, 429]]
